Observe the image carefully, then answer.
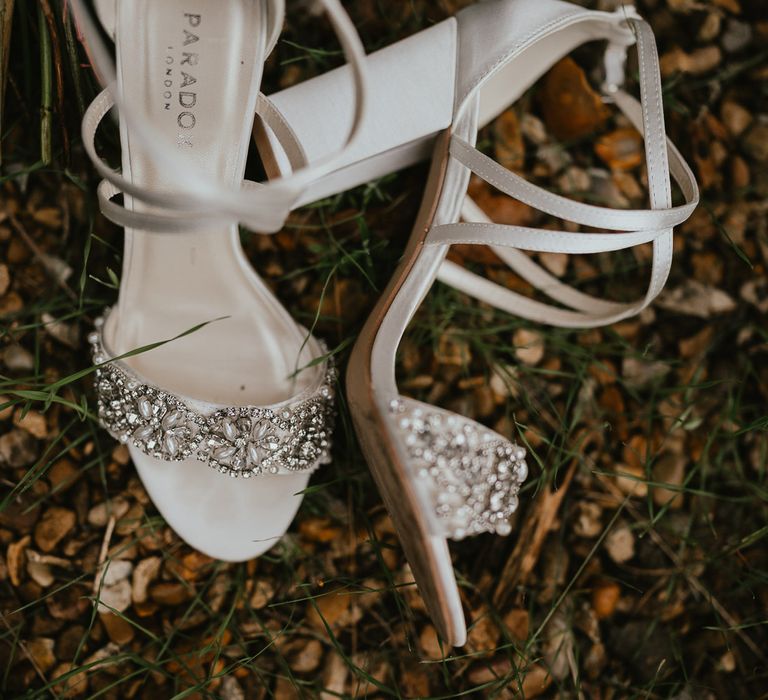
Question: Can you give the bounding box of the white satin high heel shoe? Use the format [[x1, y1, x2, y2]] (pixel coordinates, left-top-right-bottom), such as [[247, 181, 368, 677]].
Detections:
[[71, 0, 368, 561], [262, 0, 698, 646]]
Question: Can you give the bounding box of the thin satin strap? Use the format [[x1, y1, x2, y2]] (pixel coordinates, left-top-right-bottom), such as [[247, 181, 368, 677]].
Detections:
[[71, 0, 368, 234], [434, 17, 699, 328], [429, 221, 665, 254], [446, 135, 695, 232], [88, 90, 311, 234], [437, 91, 698, 327]]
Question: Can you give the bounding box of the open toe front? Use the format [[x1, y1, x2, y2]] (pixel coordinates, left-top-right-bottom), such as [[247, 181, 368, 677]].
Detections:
[[74, 0, 367, 559]]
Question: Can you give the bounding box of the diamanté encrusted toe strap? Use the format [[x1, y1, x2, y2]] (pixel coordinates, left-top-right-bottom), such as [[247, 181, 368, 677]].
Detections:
[[90, 312, 336, 478], [388, 397, 528, 540]]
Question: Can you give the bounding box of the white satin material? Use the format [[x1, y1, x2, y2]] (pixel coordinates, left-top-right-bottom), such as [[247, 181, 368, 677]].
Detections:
[[362, 0, 698, 646], [433, 18, 699, 328], [72, 0, 372, 562], [73, 0, 370, 234], [260, 19, 457, 207]]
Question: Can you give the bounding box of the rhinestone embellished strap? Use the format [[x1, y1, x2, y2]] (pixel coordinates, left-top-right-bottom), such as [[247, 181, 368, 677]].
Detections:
[[388, 397, 528, 540], [90, 314, 335, 478]]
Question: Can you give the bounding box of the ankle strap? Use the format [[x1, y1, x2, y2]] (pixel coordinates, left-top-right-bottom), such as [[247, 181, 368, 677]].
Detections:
[[71, 0, 368, 234], [433, 16, 698, 328], [86, 89, 311, 234]]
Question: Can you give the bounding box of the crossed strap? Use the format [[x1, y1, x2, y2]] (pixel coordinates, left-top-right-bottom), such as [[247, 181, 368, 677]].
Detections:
[[431, 17, 699, 328], [85, 90, 311, 234], [71, 0, 368, 235]]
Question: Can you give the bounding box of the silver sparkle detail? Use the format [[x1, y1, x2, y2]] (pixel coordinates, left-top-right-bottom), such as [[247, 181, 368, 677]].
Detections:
[[90, 316, 335, 477], [388, 397, 527, 540]]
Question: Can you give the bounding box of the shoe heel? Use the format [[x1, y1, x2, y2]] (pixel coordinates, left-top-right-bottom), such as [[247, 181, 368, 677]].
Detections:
[[346, 131, 467, 647], [255, 19, 457, 206]]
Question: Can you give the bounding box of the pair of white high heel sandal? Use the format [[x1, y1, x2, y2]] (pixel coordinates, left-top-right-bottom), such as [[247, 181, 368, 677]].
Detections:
[[73, 0, 698, 646]]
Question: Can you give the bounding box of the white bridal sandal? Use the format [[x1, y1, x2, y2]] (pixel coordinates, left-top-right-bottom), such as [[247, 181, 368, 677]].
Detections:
[[71, 0, 368, 561], [255, 0, 699, 645]]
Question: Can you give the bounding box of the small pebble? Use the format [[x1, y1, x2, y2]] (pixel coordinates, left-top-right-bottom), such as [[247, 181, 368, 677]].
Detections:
[[538, 251, 568, 277], [537, 143, 572, 173], [149, 581, 192, 606], [667, 0, 698, 11], [298, 517, 343, 544], [52, 662, 89, 697], [556, 166, 591, 194], [593, 581, 621, 619], [660, 46, 721, 76], [34, 507, 76, 553], [115, 502, 144, 536], [466, 610, 500, 654], [99, 559, 133, 587], [731, 155, 750, 189], [604, 524, 635, 564], [25, 637, 56, 673], [111, 444, 130, 466], [0, 395, 12, 421], [7, 535, 30, 586], [622, 358, 671, 389], [520, 113, 548, 144], [290, 639, 323, 673], [612, 463, 648, 498], [27, 559, 54, 587], [591, 168, 631, 208], [48, 459, 80, 493], [652, 455, 685, 509], [3, 345, 34, 372], [721, 101, 752, 137], [42, 313, 80, 349], [13, 408, 47, 439], [100, 611, 135, 645], [0, 264, 9, 296], [520, 664, 553, 699], [321, 651, 348, 698], [249, 580, 275, 610], [698, 12, 721, 42], [306, 591, 351, 630], [741, 279, 768, 314], [718, 650, 736, 673], [87, 497, 130, 527], [574, 502, 603, 538], [721, 19, 752, 53], [595, 127, 644, 170], [584, 642, 608, 678], [419, 625, 445, 660], [744, 120, 768, 163], [514, 329, 545, 366], [220, 677, 246, 700], [613, 171, 644, 200], [32, 207, 63, 229], [657, 280, 737, 318], [468, 657, 512, 684], [0, 429, 38, 467], [489, 365, 517, 399], [503, 608, 529, 641], [132, 556, 161, 605], [0, 291, 23, 315]]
